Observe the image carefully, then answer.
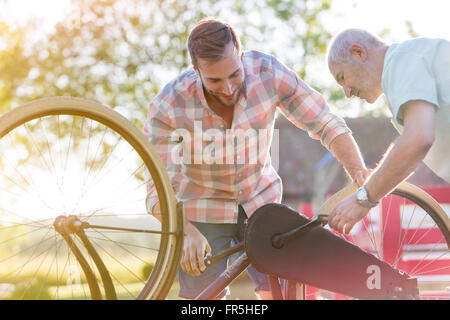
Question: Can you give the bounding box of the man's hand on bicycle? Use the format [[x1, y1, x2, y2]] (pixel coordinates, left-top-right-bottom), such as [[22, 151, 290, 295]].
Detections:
[[152, 203, 211, 276], [181, 221, 212, 276], [329, 168, 373, 234], [328, 193, 371, 234]]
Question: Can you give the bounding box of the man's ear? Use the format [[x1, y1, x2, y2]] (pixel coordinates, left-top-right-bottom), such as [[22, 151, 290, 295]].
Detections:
[[193, 65, 199, 74], [350, 44, 367, 62]]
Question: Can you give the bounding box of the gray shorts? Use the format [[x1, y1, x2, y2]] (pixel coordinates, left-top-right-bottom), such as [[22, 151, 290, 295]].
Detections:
[[178, 206, 270, 299]]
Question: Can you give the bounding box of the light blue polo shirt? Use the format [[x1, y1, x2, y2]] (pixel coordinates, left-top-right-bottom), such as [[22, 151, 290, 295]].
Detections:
[[382, 37, 450, 183]]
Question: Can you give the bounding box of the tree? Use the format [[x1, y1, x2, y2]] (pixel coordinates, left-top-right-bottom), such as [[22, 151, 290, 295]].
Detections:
[[5, 0, 335, 127], [0, 22, 30, 115]]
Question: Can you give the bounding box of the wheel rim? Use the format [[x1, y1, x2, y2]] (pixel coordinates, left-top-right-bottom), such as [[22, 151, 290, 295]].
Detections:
[[0, 98, 181, 300]]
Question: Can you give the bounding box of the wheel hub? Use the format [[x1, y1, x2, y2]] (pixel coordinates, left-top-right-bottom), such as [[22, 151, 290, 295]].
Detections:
[[53, 215, 85, 235]]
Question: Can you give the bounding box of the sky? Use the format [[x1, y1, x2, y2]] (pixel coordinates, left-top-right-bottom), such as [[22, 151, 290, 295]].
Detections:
[[326, 0, 450, 41], [0, 0, 72, 31]]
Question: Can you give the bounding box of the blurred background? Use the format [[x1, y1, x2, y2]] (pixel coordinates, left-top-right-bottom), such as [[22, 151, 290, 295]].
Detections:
[[1, 0, 449, 120], [1, 0, 449, 299]]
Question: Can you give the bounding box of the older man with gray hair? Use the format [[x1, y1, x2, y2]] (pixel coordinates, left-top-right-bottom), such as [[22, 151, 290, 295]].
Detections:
[[326, 28, 450, 234]]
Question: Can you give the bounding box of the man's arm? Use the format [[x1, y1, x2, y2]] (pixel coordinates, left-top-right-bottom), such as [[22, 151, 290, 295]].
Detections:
[[328, 100, 436, 234], [329, 132, 369, 186], [363, 100, 436, 202]]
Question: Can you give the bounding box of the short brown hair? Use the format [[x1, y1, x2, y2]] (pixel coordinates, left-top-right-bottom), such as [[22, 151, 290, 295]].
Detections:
[[187, 17, 241, 68]]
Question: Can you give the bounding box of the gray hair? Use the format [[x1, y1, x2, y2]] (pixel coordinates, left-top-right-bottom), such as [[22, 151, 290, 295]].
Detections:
[[327, 29, 385, 65]]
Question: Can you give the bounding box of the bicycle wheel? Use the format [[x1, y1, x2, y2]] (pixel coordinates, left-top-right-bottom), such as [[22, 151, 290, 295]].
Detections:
[[0, 97, 183, 300], [293, 182, 449, 300]]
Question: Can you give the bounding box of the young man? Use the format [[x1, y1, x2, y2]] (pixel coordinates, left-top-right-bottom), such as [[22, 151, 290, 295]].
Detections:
[[145, 18, 369, 299], [326, 28, 450, 234]]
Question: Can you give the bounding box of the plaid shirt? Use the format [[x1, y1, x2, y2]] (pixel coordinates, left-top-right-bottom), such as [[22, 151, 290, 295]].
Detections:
[[144, 50, 350, 224]]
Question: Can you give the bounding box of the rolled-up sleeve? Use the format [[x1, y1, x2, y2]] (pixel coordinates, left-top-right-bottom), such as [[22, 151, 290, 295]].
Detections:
[[143, 97, 183, 213], [271, 56, 350, 149]]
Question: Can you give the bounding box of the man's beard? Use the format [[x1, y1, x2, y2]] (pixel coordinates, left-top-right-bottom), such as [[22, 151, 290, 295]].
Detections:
[[207, 83, 244, 107]]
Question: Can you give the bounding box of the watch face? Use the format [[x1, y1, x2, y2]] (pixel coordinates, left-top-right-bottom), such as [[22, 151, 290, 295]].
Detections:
[[356, 188, 366, 201]]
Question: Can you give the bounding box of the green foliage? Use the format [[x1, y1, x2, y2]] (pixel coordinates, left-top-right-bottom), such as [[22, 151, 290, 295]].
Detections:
[[405, 20, 420, 38], [0, 0, 339, 123], [266, 0, 332, 80], [1, 0, 401, 120], [10, 0, 224, 127], [0, 22, 30, 114]]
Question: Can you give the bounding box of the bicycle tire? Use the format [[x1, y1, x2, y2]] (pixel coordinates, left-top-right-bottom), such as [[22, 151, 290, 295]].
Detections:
[[287, 182, 449, 300], [0, 97, 183, 299]]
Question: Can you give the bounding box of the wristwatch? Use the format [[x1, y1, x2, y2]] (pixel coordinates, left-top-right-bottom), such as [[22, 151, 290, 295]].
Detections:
[[356, 186, 379, 208]]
